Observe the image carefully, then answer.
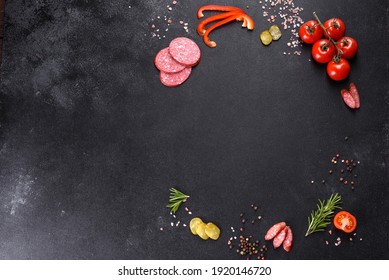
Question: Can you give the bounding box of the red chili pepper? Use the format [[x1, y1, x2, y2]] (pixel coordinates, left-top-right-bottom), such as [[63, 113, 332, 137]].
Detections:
[[238, 13, 254, 30], [203, 15, 240, 47], [203, 13, 254, 48], [197, 11, 245, 36], [197, 5, 245, 18]]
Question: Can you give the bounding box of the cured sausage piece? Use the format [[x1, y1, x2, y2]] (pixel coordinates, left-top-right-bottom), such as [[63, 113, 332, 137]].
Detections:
[[341, 89, 356, 109], [349, 83, 360, 109], [154, 47, 186, 74], [160, 67, 192, 87], [282, 226, 293, 252], [264, 222, 286, 241], [273, 227, 288, 248], [169, 37, 201, 67]]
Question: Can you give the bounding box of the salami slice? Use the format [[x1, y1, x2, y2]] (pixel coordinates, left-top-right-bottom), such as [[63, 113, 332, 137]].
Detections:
[[154, 47, 186, 73], [169, 37, 201, 67], [341, 89, 356, 109], [282, 226, 293, 252], [273, 227, 288, 249], [264, 222, 286, 241], [160, 67, 192, 87], [349, 83, 360, 109]]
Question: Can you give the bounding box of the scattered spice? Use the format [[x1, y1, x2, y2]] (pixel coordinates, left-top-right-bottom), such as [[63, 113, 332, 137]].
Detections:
[[259, 0, 304, 54], [150, 1, 190, 39], [228, 203, 266, 259]]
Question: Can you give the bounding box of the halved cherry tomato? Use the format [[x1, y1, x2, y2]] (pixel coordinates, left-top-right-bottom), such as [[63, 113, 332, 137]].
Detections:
[[327, 58, 350, 81], [312, 39, 335, 63], [334, 211, 357, 233], [337, 36, 358, 59], [299, 20, 323, 44], [323, 18, 346, 41]]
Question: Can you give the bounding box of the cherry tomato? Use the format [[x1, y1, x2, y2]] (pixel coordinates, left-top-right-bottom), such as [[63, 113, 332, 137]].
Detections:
[[299, 20, 323, 44], [337, 36, 358, 59], [327, 58, 350, 81], [323, 18, 346, 41], [334, 211, 357, 233], [311, 39, 336, 63]]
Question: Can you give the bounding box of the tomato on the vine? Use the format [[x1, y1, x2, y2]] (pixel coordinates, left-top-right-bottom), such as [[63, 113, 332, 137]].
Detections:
[[327, 58, 350, 81], [334, 211, 357, 233], [337, 36, 358, 59], [311, 39, 336, 63], [323, 18, 346, 41], [299, 20, 323, 44]]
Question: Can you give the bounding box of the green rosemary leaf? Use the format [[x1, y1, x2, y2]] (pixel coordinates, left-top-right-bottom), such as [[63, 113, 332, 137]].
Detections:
[[166, 188, 190, 214], [305, 193, 342, 237]]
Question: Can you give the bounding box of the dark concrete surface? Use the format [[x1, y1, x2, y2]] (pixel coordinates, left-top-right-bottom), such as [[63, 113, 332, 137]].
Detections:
[[0, 0, 388, 259]]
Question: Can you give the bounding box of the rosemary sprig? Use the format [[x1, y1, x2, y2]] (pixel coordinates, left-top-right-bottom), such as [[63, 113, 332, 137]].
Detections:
[[166, 188, 190, 213], [305, 193, 342, 237]]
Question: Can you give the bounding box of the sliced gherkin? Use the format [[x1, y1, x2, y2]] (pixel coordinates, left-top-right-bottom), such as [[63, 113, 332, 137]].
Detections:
[[189, 217, 203, 235], [205, 223, 221, 240], [269, 25, 282, 40], [195, 222, 209, 240], [260, 30, 273, 46]]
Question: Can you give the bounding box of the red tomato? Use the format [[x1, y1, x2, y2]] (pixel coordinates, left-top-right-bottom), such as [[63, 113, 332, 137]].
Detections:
[[323, 18, 346, 41], [299, 20, 323, 44], [334, 211, 357, 233], [327, 58, 350, 81], [337, 36, 358, 59], [311, 39, 336, 63]]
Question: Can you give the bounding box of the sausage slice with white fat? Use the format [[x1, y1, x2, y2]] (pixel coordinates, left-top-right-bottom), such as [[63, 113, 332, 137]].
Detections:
[[160, 67, 192, 87], [169, 37, 201, 67], [264, 222, 286, 241], [282, 226, 293, 252], [154, 47, 186, 73], [273, 227, 288, 248]]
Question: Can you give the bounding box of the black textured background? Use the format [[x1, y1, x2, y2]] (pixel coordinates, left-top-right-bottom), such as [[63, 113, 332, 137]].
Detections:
[[0, 0, 388, 259]]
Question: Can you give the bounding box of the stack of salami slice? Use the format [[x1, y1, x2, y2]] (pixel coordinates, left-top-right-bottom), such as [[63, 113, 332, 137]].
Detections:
[[154, 37, 201, 87]]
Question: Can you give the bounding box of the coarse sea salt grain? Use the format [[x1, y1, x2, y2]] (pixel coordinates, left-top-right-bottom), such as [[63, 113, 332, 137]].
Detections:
[[149, 2, 189, 39], [260, 0, 304, 55]]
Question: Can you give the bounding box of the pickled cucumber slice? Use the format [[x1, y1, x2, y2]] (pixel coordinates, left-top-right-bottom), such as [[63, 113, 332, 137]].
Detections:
[[195, 222, 209, 240], [260, 30, 273, 46], [189, 217, 203, 235], [205, 223, 221, 240], [269, 25, 282, 40]]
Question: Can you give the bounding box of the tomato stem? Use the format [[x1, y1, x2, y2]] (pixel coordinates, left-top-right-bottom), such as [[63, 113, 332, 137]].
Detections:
[[313, 12, 343, 59]]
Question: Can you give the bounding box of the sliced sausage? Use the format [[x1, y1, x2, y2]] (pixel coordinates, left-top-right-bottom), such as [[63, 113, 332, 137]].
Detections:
[[160, 67, 192, 87], [273, 227, 288, 248], [264, 222, 286, 241], [349, 83, 360, 109], [341, 89, 356, 109], [282, 226, 293, 252], [154, 47, 186, 74], [169, 37, 201, 67]]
